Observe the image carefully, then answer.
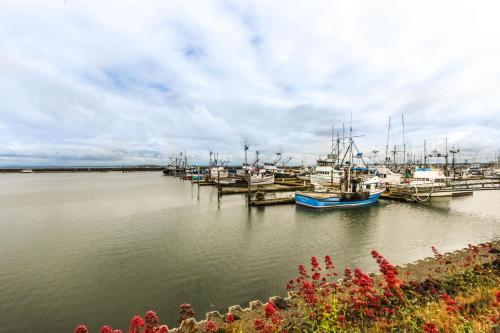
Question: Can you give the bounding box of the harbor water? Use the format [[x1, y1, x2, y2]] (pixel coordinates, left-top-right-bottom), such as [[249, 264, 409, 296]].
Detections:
[[0, 172, 499, 332]]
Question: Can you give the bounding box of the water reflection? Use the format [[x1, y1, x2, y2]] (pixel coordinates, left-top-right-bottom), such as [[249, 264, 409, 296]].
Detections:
[[0, 173, 498, 333]]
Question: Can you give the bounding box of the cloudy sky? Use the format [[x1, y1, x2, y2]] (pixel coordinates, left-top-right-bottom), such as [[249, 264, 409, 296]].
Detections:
[[1, 0, 499, 166]]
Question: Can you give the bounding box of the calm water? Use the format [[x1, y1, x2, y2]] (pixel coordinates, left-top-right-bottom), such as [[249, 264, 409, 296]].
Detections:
[[0, 172, 498, 332]]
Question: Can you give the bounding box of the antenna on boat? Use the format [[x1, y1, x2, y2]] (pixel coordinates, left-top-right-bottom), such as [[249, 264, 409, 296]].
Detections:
[[243, 138, 249, 166]]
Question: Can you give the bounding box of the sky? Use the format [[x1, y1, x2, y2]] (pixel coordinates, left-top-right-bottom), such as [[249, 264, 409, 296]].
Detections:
[[0, 0, 499, 166]]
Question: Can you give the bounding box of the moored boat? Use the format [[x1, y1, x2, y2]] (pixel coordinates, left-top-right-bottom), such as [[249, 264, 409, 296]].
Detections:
[[295, 176, 383, 208], [250, 173, 275, 185], [295, 122, 383, 209]]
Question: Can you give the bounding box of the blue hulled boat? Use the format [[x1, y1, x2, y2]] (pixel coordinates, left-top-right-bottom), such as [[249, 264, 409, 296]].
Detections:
[[295, 122, 385, 209], [295, 186, 384, 208], [295, 177, 384, 208]]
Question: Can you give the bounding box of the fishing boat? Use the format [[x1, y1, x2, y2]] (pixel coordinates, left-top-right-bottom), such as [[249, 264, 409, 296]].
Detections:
[[309, 126, 343, 185], [295, 122, 384, 208], [410, 168, 448, 187], [375, 166, 402, 185], [250, 173, 275, 185], [310, 156, 343, 185], [209, 166, 228, 180], [295, 176, 383, 208]]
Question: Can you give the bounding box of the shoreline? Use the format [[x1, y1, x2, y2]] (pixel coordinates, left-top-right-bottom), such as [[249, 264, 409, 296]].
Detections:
[[169, 240, 500, 332]]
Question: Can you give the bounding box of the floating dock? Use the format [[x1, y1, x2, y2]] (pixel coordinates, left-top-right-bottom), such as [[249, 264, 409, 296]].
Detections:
[[250, 196, 295, 206], [220, 183, 311, 195]]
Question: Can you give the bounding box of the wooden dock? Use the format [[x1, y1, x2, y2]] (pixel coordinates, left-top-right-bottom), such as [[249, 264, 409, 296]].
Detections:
[[220, 183, 311, 195], [381, 187, 474, 202], [250, 196, 295, 206]]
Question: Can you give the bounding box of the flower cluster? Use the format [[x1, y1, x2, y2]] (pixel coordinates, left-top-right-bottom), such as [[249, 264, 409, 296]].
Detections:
[[253, 300, 283, 332], [72, 243, 499, 333], [73, 311, 167, 333], [204, 320, 217, 333]]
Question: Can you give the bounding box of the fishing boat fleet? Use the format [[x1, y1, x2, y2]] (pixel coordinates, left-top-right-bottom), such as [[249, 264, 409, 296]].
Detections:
[[162, 124, 500, 209]]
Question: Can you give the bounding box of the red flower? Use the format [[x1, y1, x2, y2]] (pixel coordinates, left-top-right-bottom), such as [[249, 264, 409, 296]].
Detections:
[[312, 272, 321, 281], [262, 325, 273, 333], [101, 326, 114, 333], [311, 256, 321, 271], [264, 301, 277, 318], [441, 293, 459, 313], [158, 326, 168, 333], [130, 315, 145, 333], [253, 318, 265, 331], [226, 313, 235, 324], [74, 325, 89, 333], [205, 320, 218, 333], [298, 264, 309, 277], [423, 322, 438, 333], [144, 310, 159, 332], [114, 331, 123, 333]]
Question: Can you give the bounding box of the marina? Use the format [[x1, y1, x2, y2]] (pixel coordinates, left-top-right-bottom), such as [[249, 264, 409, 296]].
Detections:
[[1, 172, 499, 333], [3, 1, 500, 331]]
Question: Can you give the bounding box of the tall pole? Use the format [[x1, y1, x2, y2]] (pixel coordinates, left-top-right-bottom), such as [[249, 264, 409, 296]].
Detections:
[[424, 140, 427, 167], [342, 123, 345, 155], [450, 147, 459, 180], [347, 114, 353, 192], [244, 140, 248, 167], [247, 173, 252, 207], [336, 131, 340, 169], [330, 124, 334, 187], [402, 114, 406, 166], [444, 138, 448, 176], [385, 116, 391, 165]]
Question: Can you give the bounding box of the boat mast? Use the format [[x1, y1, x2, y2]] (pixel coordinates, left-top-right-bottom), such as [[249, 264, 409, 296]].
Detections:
[[244, 139, 249, 167], [385, 116, 391, 166], [347, 113, 353, 192], [424, 140, 427, 166], [336, 130, 340, 169], [402, 114, 406, 165], [331, 124, 334, 187], [342, 123, 345, 155]]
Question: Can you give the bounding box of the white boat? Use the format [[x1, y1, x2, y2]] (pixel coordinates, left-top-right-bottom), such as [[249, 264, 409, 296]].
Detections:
[[310, 165, 343, 185], [375, 166, 402, 185], [410, 168, 448, 187], [462, 164, 483, 177], [296, 125, 384, 209], [210, 166, 228, 180], [250, 173, 275, 185], [20, 169, 33, 173], [484, 166, 500, 179]]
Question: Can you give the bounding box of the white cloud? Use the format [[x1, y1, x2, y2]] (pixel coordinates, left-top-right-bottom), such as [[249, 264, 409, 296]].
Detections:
[[0, 0, 499, 166]]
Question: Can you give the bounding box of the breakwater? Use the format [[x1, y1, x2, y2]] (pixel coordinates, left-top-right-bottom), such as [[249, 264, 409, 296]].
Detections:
[[0, 166, 164, 173]]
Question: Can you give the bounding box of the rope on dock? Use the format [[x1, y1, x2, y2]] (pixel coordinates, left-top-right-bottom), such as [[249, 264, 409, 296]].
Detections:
[[411, 185, 432, 202]]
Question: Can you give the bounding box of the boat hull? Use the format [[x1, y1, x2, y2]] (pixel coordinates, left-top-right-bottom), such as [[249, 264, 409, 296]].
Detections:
[[295, 190, 383, 208], [251, 175, 275, 185]]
